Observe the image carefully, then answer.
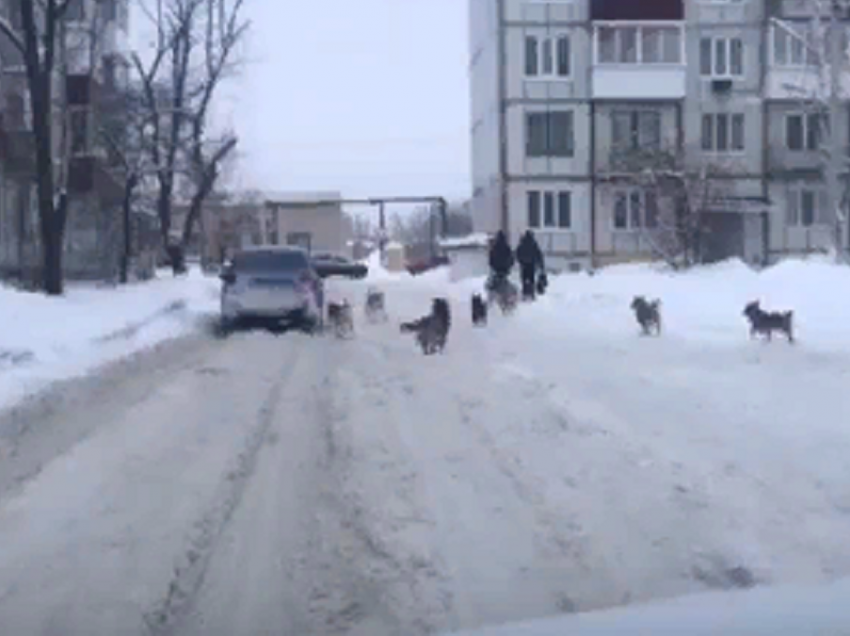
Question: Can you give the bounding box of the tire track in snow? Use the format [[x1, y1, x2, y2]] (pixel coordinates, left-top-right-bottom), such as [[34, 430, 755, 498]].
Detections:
[[143, 340, 303, 635]]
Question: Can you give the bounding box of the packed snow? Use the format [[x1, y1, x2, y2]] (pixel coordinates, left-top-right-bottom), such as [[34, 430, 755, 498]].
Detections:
[[1, 254, 849, 634], [0, 269, 219, 409]]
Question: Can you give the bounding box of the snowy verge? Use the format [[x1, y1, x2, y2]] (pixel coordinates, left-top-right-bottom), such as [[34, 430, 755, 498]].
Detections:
[[446, 576, 850, 635], [0, 269, 220, 410]]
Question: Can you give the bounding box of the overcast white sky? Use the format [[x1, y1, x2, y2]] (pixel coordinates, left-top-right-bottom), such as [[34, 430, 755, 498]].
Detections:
[[212, 0, 471, 202]]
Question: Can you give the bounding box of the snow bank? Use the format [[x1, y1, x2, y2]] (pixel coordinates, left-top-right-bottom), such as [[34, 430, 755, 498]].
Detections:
[[448, 577, 850, 635], [0, 269, 219, 409], [518, 258, 850, 350]]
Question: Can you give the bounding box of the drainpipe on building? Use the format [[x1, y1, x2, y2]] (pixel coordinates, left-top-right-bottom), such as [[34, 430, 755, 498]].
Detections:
[[496, 0, 510, 241], [589, 100, 597, 272]]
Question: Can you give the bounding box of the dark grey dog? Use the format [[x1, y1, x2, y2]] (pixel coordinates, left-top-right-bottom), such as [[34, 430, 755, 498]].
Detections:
[[743, 300, 794, 343], [631, 296, 662, 336], [400, 298, 451, 355]]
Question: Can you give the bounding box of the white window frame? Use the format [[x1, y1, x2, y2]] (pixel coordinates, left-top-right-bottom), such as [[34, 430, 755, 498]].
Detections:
[[771, 24, 819, 68], [525, 34, 571, 79], [527, 190, 573, 231], [700, 36, 744, 78], [595, 23, 684, 66], [611, 189, 659, 232], [785, 112, 827, 152], [701, 113, 746, 153], [787, 187, 828, 228]]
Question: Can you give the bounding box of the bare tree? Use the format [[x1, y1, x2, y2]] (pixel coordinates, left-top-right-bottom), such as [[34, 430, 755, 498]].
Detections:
[[130, 0, 247, 262], [609, 146, 731, 268], [772, 2, 850, 260], [99, 83, 155, 283], [0, 1, 75, 294], [179, 0, 247, 249]]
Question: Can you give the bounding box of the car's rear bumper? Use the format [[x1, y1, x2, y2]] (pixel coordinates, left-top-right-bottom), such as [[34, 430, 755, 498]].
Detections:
[[222, 294, 318, 323]]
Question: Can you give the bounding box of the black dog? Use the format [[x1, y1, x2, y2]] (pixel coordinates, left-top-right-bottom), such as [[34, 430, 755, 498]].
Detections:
[[631, 296, 662, 336], [401, 298, 451, 355], [743, 301, 794, 343], [471, 293, 487, 327], [327, 300, 354, 338]]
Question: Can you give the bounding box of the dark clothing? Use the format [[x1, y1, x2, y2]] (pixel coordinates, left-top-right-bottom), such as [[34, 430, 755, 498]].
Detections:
[[520, 264, 536, 300], [517, 231, 545, 301], [489, 231, 515, 278], [516, 232, 544, 270]]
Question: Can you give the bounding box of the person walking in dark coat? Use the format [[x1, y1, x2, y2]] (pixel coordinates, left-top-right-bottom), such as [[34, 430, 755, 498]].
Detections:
[[516, 230, 544, 300], [488, 230, 515, 285]]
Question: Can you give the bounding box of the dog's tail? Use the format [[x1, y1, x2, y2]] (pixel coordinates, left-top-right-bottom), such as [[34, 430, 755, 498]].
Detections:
[[400, 322, 416, 333]]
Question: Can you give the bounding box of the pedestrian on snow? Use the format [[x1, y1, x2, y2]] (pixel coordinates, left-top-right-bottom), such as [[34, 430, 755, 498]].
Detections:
[[488, 230, 515, 288], [516, 230, 545, 300]]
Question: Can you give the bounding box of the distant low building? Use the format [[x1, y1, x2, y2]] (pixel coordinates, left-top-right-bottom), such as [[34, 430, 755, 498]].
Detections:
[[173, 191, 354, 264]]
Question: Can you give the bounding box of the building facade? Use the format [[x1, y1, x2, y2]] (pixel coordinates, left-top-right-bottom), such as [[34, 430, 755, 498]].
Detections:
[[173, 191, 355, 265], [0, 0, 132, 281], [469, 0, 850, 269]]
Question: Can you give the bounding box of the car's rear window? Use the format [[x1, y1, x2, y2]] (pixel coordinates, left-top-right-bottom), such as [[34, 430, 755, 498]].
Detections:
[[233, 250, 309, 272]]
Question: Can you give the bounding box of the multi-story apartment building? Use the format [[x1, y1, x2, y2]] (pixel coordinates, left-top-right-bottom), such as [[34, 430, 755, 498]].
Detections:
[[0, 0, 132, 281], [469, 0, 850, 269]]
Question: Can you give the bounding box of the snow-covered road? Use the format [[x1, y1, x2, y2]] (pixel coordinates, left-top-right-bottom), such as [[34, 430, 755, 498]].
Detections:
[[1, 265, 849, 635]]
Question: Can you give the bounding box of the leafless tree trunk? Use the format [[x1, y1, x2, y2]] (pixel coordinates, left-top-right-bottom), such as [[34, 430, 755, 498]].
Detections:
[[1, 1, 73, 294], [179, 0, 247, 250]]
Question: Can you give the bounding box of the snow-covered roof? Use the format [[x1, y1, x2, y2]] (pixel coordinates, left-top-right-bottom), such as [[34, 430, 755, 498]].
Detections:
[[438, 233, 490, 250]]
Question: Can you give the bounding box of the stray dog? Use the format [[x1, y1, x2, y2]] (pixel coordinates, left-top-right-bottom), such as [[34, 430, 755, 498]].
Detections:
[[743, 300, 794, 343], [487, 276, 519, 315], [365, 287, 388, 323], [471, 293, 487, 327], [631, 296, 662, 336], [400, 298, 451, 355], [327, 300, 354, 338]]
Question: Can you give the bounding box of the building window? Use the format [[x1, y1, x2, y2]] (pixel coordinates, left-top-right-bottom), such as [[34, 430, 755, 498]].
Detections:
[[613, 190, 658, 231], [773, 26, 818, 67], [787, 188, 828, 227], [612, 110, 661, 151], [701, 113, 745, 152], [786, 113, 827, 151], [525, 35, 570, 78], [597, 25, 681, 65], [526, 111, 575, 157], [700, 37, 744, 77], [66, 0, 86, 21], [69, 108, 90, 155], [527, 190, 572, 229]]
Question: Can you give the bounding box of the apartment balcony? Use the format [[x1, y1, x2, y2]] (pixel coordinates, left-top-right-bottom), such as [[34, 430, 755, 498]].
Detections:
[[592, 22, 686, 99], [764, 22, 850, 100]]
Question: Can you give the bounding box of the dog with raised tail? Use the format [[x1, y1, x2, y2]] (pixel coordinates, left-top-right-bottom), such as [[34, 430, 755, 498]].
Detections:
[[327, 300, 354, 338], [471, 293, 487, 327], [631, 296, 662, 336], [400, 298, 451, 355], [743, 300, 794, 343]]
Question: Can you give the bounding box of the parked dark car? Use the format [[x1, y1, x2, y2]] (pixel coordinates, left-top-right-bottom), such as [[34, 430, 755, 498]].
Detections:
[[406, 255, 449, 276], [310, 252, 368, 279]]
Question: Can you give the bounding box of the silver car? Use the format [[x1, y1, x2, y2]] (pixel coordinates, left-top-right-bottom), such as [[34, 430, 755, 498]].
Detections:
[[220, 247, 324, 332]]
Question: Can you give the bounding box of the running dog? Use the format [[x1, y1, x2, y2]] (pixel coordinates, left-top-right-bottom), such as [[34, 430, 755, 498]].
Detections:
[[631, 296, 662, 336], [327, 300, 354, 338], [471, 293, 487, 327], [743, 300, 794, 343], [400, 298, 451, 355], [365, 287, 388, 323], [486, 276, 519, 316]]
